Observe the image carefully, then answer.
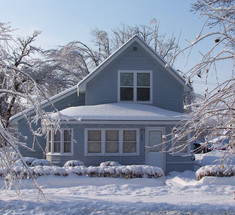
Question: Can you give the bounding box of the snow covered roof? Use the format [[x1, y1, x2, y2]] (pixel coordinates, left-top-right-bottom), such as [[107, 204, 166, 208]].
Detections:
[[51, 103, 186, 121], [10, 85, 77, 123], [10, 35, 192, 123]]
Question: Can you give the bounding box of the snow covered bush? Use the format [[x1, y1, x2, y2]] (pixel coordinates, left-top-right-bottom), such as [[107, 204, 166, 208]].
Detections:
[[196, 165, 235, 180], [31, 159, 51, 167], [100, 161, 120, 167], [15, 157, 37, 167], [24, 157, 38, 166], [0, 164, 164, 179], [86, 165, 164, 179], [64, 160, 84, 167], [66, 166, 87, 176]]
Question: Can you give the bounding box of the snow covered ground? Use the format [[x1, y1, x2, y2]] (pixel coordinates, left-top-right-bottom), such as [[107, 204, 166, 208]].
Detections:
[[0, 170, 235, 215]]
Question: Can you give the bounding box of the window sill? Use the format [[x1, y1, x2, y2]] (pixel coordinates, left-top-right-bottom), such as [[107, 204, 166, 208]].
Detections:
[[118, 101, 152, 104], [170, 152, 191, 156], [46, 153, 73, 156], [85, 153, 139, 156]]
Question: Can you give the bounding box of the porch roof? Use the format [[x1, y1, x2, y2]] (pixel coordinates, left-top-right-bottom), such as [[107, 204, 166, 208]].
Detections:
[[51, 103, 187, 122]]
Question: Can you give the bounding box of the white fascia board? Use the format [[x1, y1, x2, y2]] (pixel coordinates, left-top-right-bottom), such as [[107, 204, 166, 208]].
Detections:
[[10, 85, 77, 124], [78, 35, 193, 92], [78, 35, 138, 91], [57, 120, 182, 125], [135, 36, 193, 91]]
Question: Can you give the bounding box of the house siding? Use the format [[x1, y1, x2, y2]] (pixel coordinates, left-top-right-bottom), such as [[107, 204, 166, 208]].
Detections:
[[18, 92, 85, 158], [14, 36, 194, 174], [46, 123, 194, 174], [86, 42, 184, 112]]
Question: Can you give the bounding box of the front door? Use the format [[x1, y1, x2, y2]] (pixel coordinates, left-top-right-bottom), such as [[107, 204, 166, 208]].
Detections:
[[145, 128, 165, 171]]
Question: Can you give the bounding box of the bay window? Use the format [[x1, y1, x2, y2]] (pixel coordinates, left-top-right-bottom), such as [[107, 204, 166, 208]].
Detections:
[[47, 129, 73, 154]]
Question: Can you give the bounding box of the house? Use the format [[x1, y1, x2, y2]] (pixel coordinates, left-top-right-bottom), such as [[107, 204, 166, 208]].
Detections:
[[11, 35, 194, 174]]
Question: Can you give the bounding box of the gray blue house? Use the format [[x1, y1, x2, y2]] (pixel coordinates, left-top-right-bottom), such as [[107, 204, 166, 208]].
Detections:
[[11, 35, 194, 174]]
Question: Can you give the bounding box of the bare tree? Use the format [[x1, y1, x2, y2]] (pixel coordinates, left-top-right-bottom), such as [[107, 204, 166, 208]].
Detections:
[[111, 22, 180, 64], [169, 0, 234, 159], [41, 22, 181, 95], [0, 22, 59, 196]]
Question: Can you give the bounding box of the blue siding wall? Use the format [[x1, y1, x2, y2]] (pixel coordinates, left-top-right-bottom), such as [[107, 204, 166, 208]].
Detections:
[[46, 123, 194, 175], [15, 39, 193, 174], [47, 123, 145, 167], [86, 42, 184, 112], [164, 125, 194, 174], [18, 92, 85, 158]]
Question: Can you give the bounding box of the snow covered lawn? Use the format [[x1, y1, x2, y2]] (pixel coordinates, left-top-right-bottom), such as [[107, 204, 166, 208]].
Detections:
[[0, 171, 234, 214]]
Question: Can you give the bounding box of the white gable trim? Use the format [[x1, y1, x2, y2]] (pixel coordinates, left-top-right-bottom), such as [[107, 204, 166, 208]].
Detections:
[[78, 35, 192, 92], [55, 120, 182, 125]]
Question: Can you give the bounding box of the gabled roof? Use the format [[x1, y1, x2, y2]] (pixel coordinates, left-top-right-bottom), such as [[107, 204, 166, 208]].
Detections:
[[77, 34, 192, 94], [11, 34, 192, 123]]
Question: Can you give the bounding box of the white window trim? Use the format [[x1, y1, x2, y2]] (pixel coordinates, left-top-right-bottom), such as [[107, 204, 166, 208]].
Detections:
[[171, 132, 191, 156], [85, 128, 139, 156], [46, 128, 73, 156], [118, 70, 153, 103]]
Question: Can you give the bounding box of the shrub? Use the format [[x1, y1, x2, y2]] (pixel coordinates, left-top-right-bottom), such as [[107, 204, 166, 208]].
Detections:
[[31, 159, 51, 167], [100, 161, 120, 167], [195, 165, 235, 180], [64, 160, 84, 167], [0, 164, 164, 179]]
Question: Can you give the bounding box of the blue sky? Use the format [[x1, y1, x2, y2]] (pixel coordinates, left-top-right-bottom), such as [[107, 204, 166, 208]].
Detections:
[[0, 0, 232, 94]]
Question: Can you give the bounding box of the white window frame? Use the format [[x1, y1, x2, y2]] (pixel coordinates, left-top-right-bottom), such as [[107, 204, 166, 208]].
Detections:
[[46, 128, 73, 156], [85, 128, 139, 156], [171, 132, 191, 156], [118, 70, 153, 103]]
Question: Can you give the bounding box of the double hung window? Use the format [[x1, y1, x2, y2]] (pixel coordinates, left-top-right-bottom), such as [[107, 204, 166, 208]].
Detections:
[[119, 70, 152, 102], [47, 129, 73, 155], [172, 134, 190, 155], [86, 129, 139, 155]]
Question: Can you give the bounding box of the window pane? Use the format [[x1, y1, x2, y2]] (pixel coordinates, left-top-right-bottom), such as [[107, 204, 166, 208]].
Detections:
[[64, 130, 71, 141], [48, 130, 51, 141], [174, 142, 188, 153], [54, 130, 60, 141], [123, 130, 136, 141], [149, 131, 162, 152], [64, 142, 71, 153], [88, 142, 101, 153], [48, 141, 51, 152], [120, 73, 133, 86], [137, 73, 150, 86], [137, 88, 150, 101], [105, 142, 119, 153], [120, 87, 133, 101], [88, 130, 101, 141], [106, 130, 119, 141], [178, 135, 187, 141], [123, 142, 136, 153], [54, 142, 60, 153]]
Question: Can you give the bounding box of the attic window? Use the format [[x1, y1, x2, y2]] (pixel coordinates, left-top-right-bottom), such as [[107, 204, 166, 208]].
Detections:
[[118, 70, 152, 103], [133, 46, 138, 52]]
